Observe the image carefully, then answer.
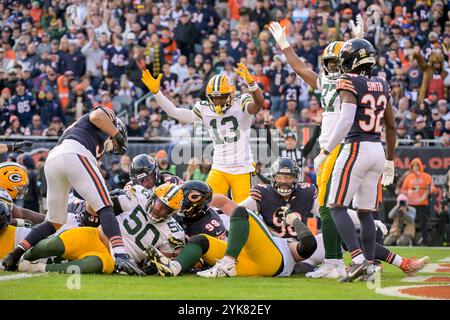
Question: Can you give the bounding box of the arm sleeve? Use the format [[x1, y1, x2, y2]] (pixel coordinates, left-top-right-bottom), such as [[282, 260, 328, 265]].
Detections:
[[324, 102, 356, 152], [238, 196, 258, 212], [311, 196, 319, 217], [302, 124, 321, 157], [154, 91, 195, 124]]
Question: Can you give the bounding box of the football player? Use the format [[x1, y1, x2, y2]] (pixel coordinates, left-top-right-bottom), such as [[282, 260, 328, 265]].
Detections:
[[128, 154, 182, 191], [0, 162, 45, 226], [146, 199, 316, 277], [18, 183, 184, 275], [177, 180, 228, 240], [268, 17, 371, 279], [2, 107, 142, 276], [141, 63, 265, 203], [240, 157, 319, 238], [314, 39, 396, 282]]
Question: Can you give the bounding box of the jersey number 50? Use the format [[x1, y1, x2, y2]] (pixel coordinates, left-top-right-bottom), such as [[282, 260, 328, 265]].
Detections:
[[359, 94, 387, 133]]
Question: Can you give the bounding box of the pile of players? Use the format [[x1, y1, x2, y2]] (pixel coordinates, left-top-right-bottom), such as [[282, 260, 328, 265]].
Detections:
[[0, 15, 430, 282]]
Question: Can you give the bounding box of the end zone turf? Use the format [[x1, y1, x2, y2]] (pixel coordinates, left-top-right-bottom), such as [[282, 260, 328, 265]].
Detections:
[[1, 247, 449, 300]]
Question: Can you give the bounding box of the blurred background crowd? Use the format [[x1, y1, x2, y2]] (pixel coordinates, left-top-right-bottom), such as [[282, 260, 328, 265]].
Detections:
[[0, 0, 450, 245]]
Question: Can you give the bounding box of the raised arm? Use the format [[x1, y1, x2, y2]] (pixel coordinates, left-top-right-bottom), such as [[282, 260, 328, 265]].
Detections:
[[268, 22, 318, 89], [235, 63, 265, 115], [141, 70, 194, 123]]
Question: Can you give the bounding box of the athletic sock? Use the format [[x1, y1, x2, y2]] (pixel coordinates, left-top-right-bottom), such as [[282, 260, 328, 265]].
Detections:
[[11, 221, 56, 264], [371, 210, 383, 244], [358, 211, 376, 261], [224, 214, 249, 259], [174, 242, 204, 273], [320, 206, 341, 260], [98, 206, 126, 256], [331, 207, 362, 264], [392, 255, 403, 267], [24, 237, 65, 261], [381, 247, 403, 267], [46, 256, 104, 274]]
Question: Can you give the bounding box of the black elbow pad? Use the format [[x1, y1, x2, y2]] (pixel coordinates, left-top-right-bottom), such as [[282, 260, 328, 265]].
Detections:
[[296, 235, 317, 259]]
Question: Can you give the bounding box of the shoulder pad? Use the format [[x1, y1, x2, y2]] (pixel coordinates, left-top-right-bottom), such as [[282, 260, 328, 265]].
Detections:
[[336, 74, 357, 95], [239, 93, 253, 112]]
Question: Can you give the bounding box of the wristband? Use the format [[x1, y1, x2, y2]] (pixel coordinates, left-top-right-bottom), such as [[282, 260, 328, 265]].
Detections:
[[279, 41, 290, 50], [248, 81, 259, 92]]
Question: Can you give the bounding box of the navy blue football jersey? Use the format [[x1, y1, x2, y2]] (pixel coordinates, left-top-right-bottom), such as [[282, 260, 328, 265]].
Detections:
[[250, 183, 317, 238], [58, 107, 116, 160], [336, 73, 390, 144], [176, 208, 228, 240]]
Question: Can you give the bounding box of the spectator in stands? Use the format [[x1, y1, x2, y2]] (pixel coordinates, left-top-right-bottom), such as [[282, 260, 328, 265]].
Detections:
[[25, 114, 46, 136], [127, 117, 145, 137], [38, 88, 65, 126], [43, 116, 65, 137], [170, 55, 189, 83], [66, 83, 92, 123], [399, 158, 434, 246], [155, 149, 177, 176], [9, 81, 36, 127], [384, 194, 416, 246], [4, 115, 25, 137], [144, 114, 169, 139], [183, 157, 201, 181]]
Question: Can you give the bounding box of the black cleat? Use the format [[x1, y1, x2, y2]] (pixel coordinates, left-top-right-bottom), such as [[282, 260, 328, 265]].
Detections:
[[1, 253, 19, 271], [339, 260, 371, 283], [114, 257, 145, 276]]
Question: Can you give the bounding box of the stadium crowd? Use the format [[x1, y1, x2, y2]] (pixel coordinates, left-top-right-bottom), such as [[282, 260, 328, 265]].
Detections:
[[0, 0, 449, 145]]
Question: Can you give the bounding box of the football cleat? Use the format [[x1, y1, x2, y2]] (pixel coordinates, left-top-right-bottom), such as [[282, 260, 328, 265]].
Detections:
[[359, 263, 381, 283], [306, 259, 341, 279], [18, 260, 47, 273], [196, 257, 236, 278], [339, 260, 371, 283], [114, 256, 146, 276], [400, 256, 429, 277], [145, 246, 175, 277], [335, 259, 347, 278], [1, 253, 19, 271]]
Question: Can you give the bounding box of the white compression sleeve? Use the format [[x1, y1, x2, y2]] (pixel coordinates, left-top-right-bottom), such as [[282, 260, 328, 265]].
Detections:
[[325, 102, 357, 152], [238, 196, 258, 212], [154, 91, 195, 124]]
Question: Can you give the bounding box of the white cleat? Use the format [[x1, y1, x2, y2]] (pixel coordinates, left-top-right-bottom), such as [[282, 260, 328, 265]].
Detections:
[[306, 259, 341, 279], [197, 258, 236, 278], [18, 260, 47, 273], [335, 259, 347, 278]]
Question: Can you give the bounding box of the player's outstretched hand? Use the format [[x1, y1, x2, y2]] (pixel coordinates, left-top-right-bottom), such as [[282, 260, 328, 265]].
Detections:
[[267, 21, 290, 50], [349, 14, 365, 39], [141, 69, 162, 94], [381, 160, 395, 186], [235, 63, 255, 85], [7, 141, 33, 153]]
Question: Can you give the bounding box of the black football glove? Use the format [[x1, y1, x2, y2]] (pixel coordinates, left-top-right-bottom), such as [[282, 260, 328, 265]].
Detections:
[[112, 132, 127, 154], [7, 141, 33, 153]]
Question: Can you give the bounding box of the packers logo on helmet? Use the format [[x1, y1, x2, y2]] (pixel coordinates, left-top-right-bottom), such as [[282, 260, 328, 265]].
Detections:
[[147, 182, 183, 223], [205, 74, 236, 115], [322, 41, 344, 79], [0, 162, 29, 200]]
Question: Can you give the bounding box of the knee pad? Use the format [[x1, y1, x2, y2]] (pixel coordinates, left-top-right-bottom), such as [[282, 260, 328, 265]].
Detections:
[[188, 234, 210, 255], [231, 206, 249, 220], [296, 235, 317, 259]]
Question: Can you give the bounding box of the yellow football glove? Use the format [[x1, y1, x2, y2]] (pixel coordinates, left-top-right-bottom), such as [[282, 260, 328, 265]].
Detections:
[[141, 69, 162, 94], [235, 63, 255, 85]]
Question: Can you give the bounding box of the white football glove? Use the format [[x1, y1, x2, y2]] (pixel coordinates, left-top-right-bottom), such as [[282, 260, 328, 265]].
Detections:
[[374, 220, 388, 236], [381, 160, 395, 186], [268, 21, 290, 50], [314, 151, 328, 176], [349, 14, 365, 39]]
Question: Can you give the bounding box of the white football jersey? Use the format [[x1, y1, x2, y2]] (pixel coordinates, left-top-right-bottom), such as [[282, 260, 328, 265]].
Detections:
[[192, 94, 255, 174], [317, 73, 343, 147], [115, 205, 185, 263], [118, 185, 153, 213]]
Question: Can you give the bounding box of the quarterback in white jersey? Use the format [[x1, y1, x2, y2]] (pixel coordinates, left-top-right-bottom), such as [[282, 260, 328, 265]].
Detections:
[[141, 64, 265, 203]]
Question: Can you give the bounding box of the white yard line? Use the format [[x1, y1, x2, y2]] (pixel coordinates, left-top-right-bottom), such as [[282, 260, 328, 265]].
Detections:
[[0, 273, 46, 282]]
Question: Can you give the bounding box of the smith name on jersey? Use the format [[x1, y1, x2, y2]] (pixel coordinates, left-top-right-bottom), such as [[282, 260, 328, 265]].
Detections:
[[336, 73, 390, 143], [192, 94, 255, 175]]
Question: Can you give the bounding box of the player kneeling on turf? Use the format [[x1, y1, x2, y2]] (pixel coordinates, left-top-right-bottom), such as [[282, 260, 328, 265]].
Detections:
[[146, 202, 316, 277]]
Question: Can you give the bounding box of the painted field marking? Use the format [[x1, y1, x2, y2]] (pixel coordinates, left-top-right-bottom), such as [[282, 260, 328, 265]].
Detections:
[[376, 285, 450, 300], [439, 257, 450, 262], [419, 263, 450, 274], [0, 273, 46, 282], [402, 276, 450, 283]]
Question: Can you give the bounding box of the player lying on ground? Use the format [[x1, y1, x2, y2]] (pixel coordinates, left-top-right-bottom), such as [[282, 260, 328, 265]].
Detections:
[[17, 183, 184, 275], [146, 199, 317, 277], [141, 64, 265, 203]]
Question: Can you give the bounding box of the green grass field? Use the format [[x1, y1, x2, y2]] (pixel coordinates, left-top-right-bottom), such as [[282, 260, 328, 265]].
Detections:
[[1, 247, 449, 300]]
